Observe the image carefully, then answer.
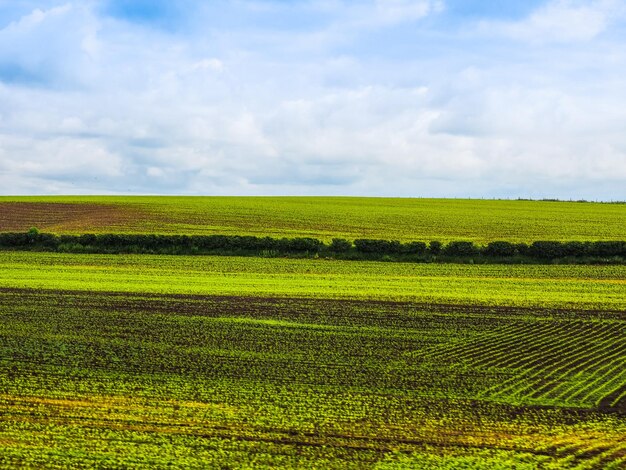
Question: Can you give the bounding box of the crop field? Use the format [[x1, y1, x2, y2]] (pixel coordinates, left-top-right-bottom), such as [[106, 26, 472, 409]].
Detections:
[[1, 196, 625, 242], [1, 252, 625, 468], [1, 252, 625, 309]]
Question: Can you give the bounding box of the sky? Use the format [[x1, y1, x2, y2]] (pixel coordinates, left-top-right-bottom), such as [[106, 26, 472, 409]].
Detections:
[[0, 0, 625, 199]]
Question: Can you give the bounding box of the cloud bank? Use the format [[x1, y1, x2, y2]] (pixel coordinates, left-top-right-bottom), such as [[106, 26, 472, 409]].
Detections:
[[0, 0, 625, 199]]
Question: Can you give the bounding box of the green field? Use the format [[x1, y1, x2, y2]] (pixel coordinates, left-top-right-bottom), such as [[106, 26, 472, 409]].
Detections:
[[1, 196, 624, 242], [1, 252, 625, 309], [1, 195, 624, 468], [1, 252, 625, 468]]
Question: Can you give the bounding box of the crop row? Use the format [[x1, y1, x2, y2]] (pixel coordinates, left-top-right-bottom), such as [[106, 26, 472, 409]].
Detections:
[[1, 287, 625, 468], [1, 289, 623, 408], [425, 318, 626, 408]]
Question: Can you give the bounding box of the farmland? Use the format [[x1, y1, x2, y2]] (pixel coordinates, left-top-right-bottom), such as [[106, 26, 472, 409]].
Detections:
[[1, 196, 625, 242], [1, 252, 625, 309], [0, 194, 624, 469], [1, 252, 625, 468]]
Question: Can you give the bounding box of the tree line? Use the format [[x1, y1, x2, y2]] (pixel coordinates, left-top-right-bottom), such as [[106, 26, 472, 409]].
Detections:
[[0, 228, 624, 263]]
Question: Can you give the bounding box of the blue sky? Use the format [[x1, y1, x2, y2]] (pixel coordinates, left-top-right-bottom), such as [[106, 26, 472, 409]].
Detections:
[[0, 0, 625, 199]]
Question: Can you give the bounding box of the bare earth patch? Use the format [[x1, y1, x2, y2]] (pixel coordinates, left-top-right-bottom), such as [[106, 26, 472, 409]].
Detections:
[[0, 202, 143, 233]]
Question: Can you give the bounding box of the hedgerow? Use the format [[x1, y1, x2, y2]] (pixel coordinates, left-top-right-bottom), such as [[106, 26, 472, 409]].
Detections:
[[0, 231, 624, 263]]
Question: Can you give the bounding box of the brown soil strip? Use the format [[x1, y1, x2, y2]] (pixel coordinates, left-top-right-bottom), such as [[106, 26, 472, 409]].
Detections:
[[0, 287, 624, 321], [0, 202, 142, 233], [599, 384, 626, 413]]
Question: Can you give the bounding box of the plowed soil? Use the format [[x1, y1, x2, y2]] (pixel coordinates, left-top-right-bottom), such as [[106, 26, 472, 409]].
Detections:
[[0, 202, 142, 233]]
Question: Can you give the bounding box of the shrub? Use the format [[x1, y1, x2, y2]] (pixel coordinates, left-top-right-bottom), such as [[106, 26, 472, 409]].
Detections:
[[589, 241, 626, 257], [0, 233, 28, 247], [529, 241, 565, 259], [484, 241, 516, 257], [402, 241, 427, 255], [515, 243, 529, 256], [444, 241, 479, 257], [58, 242, 84, 253], [95, 234, 123, 248], [329, 238, 352, 252], [279, 237, 322, 252], [354, 239, 401, 254], [562, 241, 590, 257], [428, 241, 442, 255], [35, 233, 59, 248], [78, 234, 98, 246]]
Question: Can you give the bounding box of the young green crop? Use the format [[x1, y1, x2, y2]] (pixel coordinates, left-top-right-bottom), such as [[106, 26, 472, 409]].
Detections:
[[0, 252, 625, 309], [1, 289, 625, 468], [1, 196, 624, 242], [1, 251, 624, 468]]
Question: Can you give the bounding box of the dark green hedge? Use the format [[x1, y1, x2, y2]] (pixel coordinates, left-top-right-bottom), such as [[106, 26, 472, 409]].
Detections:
[[0, 232, 324, 254], [0, 231, 624, 262]]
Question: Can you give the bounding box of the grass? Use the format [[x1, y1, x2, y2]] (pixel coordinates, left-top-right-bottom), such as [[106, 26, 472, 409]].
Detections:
[[1, 196, 625, 242]]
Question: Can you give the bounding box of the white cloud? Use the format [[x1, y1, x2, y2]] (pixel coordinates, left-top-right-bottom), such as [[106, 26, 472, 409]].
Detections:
[[0, 3, 99, 87], [191, 58, 224, 72], [345, 0, 443, 29], [2, 138, 120, 178], [0, 1, 625, 199], [480, 0, 624, 44]]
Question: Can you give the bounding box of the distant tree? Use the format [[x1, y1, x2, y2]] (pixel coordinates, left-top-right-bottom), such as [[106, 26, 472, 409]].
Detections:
[[27, 227, 40, 244]]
